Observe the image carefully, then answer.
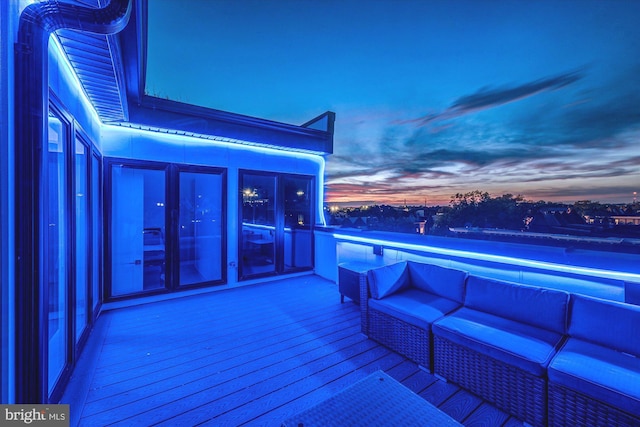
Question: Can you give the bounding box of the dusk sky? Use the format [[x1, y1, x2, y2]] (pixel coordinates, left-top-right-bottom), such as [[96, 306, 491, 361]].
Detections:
[[147, 0, 640, 206]]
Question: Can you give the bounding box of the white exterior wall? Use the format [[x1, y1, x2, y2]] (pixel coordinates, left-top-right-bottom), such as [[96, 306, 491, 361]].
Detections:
[[314, 230, 338, 282]]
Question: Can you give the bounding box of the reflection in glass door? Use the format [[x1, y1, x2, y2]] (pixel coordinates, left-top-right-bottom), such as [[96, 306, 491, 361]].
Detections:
[[111, 166, 166, 296], [47, 111, 68, 395], [240, 174, 277, 277], [284, 176, 313, 271], [74, 138, 89, 344], [178, 170, 224, 286]]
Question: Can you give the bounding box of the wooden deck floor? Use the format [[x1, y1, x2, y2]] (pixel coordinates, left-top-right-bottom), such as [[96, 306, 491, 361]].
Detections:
[[62, 274, 525, 426]]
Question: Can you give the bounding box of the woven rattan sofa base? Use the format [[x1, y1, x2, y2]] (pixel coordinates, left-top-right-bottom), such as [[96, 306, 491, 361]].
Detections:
[[434, 335, 546, 427], [368, 307, 431, 370], [548, 383, 639, 427]]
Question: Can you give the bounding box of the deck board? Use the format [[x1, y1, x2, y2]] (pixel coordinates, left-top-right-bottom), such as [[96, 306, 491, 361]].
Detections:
[[62, 274, 526, 426], [86, 309, 360, 401], [462, 403, 511, 426], [419, 378, 461, 406], [82, 319, 364, 420], [439, 389, 484, 422]]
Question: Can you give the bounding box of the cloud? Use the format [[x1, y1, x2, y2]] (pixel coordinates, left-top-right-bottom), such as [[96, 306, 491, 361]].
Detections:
[[401, 69, 585, 127], [327, 66, 640, 205]]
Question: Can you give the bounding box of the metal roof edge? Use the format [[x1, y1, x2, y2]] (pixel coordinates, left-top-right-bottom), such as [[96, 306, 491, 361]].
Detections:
[[123, 95, 334, 154]]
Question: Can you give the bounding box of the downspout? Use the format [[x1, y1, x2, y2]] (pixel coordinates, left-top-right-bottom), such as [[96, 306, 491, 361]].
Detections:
[[14, 0, 131, 403]]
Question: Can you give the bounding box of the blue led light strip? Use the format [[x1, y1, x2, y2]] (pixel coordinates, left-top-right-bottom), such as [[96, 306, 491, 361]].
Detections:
[[333, 233, 640, 283], [112, 122, 327, 155]]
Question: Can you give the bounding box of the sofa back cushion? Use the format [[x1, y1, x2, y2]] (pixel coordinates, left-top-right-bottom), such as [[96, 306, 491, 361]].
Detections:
[[569, 294, 640, 356], [367, 262, 410, 299], [465, 275, 569, 333], [407, 262, 467, 303]]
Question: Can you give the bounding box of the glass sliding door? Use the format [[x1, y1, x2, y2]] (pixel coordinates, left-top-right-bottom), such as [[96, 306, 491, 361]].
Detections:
[[239, 171, 315, 279], [74, 137, 89, 344], [240, 173, 277, 277], [43, 100, 100, 401], [107, 161, 226, 299], [111, 165, 166, 296], [46, 110, 68, 395], [178, 170, 225, 286], [283, 176, 313, 271]]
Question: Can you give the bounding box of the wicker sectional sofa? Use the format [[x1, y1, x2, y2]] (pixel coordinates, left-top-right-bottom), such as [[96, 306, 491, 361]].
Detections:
[[432, 275, 569, 427], [360, 261, 467, 371], [548, 294, 640, 426], [359, 261, 640, 426]]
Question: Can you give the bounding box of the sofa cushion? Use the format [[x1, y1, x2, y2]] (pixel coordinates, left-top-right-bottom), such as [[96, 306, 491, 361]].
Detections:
[[432, 307, 564, 376], [367, 262, 409, 300], [368, 289, 461, 330], [407, 262, 467, 303], [465, 275, 569, 334], [548, 338, 640, 416], [569, 294, 640, 357]]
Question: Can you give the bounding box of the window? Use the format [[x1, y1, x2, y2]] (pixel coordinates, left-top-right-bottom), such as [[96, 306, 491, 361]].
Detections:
[[283, 176, 313, 271], [74, 136, 89, 345], [46, 108, 68, 396], [239, 171, 314, 279], [106, 159, 226, 299], [110, 165, 167, 296], [178, 170, 225, 286]]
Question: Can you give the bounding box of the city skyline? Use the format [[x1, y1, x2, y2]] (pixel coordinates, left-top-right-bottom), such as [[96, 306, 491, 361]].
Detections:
[[147, 1, 640, 206]]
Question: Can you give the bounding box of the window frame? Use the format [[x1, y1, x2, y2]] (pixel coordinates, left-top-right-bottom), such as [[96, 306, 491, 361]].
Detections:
[[104, 158, 228, 301], [238, 170, 316, 280]]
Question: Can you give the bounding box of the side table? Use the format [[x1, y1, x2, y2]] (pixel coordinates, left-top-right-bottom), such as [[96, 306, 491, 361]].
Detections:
[[338, 262, 375, 304]]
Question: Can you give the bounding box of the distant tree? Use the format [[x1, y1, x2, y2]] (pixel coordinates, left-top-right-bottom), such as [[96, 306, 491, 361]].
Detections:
[[438, 191, 530, 230]]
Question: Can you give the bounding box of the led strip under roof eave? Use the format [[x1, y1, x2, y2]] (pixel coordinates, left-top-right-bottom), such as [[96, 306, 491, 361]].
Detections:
[[108, 122, 327, 155]]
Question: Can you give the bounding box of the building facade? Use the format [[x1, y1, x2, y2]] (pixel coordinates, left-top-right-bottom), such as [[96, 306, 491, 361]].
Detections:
[[2, 0, 334, 403]]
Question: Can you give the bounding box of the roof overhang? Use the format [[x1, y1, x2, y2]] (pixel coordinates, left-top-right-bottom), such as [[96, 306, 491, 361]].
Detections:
[[54, 0, 134, 122], [121, 96, 334, 154], [55, 0, 334, 154]]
